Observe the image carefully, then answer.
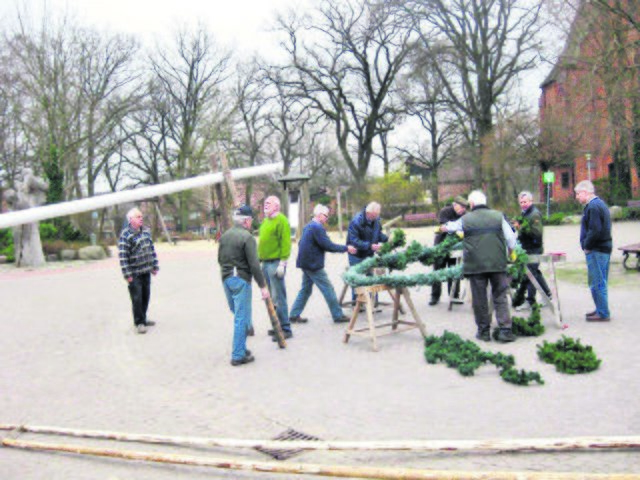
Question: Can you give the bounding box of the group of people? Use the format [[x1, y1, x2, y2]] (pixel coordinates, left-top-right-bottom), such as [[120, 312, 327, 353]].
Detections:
[[117, 179, 612, 363]]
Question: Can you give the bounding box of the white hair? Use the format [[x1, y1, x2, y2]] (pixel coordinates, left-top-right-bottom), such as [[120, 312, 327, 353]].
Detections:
[[574, 180, 595, 194], [126, 207, 142, 221], [468, 190, 486, 206], [313, 204, 329, 216], [518, 191, 533, 201], [365, 202, 381, 213]]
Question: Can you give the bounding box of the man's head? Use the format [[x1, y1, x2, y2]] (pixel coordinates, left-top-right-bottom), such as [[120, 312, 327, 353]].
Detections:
[[263, 196, 281, 218], [518, 191, 533, 211], [365, 202, 381, 221], [467, 190, 486, 209], [452, 195, 468, 215], [313, 204, 330, 224], [574, 180, 595, 205], [233, 205, 254, 229], [127, 208, 144, 230]]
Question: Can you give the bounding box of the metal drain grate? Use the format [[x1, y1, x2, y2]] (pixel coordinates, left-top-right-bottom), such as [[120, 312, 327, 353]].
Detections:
[[254, 428, 322, 460]]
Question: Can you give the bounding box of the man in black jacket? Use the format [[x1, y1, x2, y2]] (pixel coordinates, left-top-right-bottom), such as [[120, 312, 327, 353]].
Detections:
[[512, 191, 552, 310], [429, 196, 468, 306], [575, 180, 612, 322]]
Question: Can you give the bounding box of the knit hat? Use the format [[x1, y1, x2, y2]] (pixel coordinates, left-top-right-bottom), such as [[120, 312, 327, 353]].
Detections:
[[235, 205, 253, 217], [453, 195, 469, 208]]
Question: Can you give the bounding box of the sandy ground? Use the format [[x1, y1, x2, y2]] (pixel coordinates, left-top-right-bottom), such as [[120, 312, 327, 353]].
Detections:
[[0, 222, 639, 479]]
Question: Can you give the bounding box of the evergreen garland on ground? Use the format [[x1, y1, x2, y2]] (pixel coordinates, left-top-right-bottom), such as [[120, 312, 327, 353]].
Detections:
[[495, 303, 544, 338], [424, 331, 544, 386], [537, 336, 602, 374], [343, 229, 529, 289]]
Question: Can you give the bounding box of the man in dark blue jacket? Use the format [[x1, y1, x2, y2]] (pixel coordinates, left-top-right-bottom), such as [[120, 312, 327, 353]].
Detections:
[[575, 180, 612, 322], [346, 202, 389, 302], [289, 205, 357, 323]]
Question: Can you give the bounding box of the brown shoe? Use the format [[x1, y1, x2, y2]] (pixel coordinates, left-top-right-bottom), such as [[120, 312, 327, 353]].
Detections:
[[586, 314, 610, 322], [585, 310, 596, 318]]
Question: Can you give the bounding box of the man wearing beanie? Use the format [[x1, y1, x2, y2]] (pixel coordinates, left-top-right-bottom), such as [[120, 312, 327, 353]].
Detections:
[[429, 195, 468, 306]]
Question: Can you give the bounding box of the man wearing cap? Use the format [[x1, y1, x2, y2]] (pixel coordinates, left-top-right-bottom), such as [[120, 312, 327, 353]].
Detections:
[[442, 190, 518, 343], [258, 196, 293, 340], [218, 205, 270, 366], [289, 204, 357, 324], [429, 196, 468, 306], [118, 207, 159, 335], [512, 191, 552, 311]]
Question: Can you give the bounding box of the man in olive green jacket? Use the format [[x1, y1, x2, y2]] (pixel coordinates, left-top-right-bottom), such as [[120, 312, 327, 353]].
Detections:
[[443, 190, 517, 343]]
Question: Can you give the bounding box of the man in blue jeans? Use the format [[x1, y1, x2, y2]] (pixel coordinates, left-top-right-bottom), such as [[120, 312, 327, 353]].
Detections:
[[218, 205, 270, 366], [290, 204, 357, 323], [575, 180, 612, 322]]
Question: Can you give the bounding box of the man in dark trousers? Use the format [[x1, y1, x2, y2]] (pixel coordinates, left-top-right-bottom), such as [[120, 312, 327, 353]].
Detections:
[[289, 204, 357, 324], [118, 207, 159, 335], [430, 195, 468, 306], [218, 205, 271, 366], [512, 191, 552, 311], [443, 190, 517, 343], [575, 180, 612, 322], [346, 201, 388, 303]]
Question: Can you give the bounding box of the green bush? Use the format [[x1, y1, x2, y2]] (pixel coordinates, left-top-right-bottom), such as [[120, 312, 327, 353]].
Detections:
[[0, 228, 15, 262], [39, 222, 59, 240], [61, 222, 88, 242], [543, 212, 565, 226]]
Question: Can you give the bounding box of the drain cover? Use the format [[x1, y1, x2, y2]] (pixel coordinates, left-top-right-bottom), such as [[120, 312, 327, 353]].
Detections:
[[255, 428, 322, 460]]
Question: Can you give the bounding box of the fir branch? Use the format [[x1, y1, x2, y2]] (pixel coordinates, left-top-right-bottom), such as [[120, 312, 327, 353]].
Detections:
[[537, 336, 602, 374]]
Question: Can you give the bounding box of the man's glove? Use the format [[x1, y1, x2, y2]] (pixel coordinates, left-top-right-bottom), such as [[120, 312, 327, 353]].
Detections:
[[509, 250, 517, 263], [275, 261, 287, 279], [456, 231, 464, 239]]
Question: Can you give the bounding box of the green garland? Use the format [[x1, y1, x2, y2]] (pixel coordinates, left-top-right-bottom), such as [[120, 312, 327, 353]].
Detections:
[[509, 303, 545, 337], [424, 331, 544, 386], [537, 336, 602, 374], [379, 229, 406, 255], [343, 229, 528, 289]]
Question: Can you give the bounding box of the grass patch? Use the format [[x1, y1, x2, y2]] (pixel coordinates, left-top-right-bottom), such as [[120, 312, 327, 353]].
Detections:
[[555, 262, 639, 288]]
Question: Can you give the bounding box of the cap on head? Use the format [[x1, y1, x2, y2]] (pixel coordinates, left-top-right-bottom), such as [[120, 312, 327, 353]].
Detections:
[[235, 205, 253, 217], [453, 195, 469, 208]]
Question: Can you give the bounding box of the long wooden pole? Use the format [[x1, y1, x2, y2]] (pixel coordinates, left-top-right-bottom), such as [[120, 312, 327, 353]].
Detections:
[[2, 437, 638, 480], [0, 162, 283, 229], [1, 424, 639, 453]]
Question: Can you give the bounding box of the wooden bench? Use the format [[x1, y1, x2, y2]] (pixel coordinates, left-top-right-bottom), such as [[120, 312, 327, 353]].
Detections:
[[403, 212, 437, 224], [619, 243, 640, 271]]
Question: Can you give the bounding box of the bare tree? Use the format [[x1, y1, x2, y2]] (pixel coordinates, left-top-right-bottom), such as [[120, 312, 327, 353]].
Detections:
[[275, 0, 414, 185], [150, 25, 232, 231], [407, 0, 544, 188]]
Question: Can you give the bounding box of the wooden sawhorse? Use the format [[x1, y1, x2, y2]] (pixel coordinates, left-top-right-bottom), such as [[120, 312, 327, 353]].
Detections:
[[522, 253, 566, 328], [344, 284, 426, 351]]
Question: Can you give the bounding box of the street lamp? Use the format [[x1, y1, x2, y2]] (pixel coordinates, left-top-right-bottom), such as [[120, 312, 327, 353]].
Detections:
[[585, 153, 592, 181]]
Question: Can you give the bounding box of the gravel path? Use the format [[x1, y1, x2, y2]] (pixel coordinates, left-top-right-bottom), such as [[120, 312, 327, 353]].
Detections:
[[0, 222, 639, 478]]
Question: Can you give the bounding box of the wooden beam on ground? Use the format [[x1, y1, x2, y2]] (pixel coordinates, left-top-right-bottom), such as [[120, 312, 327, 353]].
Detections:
[[2, 437, 639, 480]]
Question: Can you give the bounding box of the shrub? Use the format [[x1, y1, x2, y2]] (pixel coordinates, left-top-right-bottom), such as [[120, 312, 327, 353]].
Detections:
[[543, 212, 565, 226], [39, 222, 59, 240], [0, 228, 15, 262]]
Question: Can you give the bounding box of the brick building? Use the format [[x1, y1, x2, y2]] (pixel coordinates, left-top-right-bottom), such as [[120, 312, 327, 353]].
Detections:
[[539, 0, 639, 202]]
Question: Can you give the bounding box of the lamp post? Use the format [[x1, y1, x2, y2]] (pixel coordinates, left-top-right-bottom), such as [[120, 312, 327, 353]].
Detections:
[[586, 153, 592, 181]]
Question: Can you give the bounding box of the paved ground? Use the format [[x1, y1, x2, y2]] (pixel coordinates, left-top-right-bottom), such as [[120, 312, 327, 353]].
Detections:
[[0, 222, 639, 479]]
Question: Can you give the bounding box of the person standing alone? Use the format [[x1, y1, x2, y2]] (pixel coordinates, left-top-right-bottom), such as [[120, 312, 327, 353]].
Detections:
[[575, 180, 612, 322], [118, 208, 159, 335]]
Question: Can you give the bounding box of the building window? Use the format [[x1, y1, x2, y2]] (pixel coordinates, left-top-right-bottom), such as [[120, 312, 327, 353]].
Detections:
[[561, 172, 570, 189]]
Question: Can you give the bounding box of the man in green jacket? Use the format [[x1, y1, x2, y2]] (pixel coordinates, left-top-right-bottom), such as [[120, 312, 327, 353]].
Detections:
[[443, 190, 517, 343], [258, 196, 293, 340], [218, 205, 270, 366]]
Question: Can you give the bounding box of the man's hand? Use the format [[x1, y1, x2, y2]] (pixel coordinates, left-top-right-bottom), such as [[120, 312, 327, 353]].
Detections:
[[126, 276, 133, 283], [371, 243, 382, 253], [152, 270, 158, 276], [509, 250, 517, 263], [261, 287, 270, 300], [434, 225, 444, 234], [275, 261, 287, 278], [347, 245, 357, 255]]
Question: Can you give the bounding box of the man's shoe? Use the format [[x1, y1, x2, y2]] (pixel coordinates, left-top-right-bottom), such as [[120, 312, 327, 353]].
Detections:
[[290, 316, 308, 324], [145, 320, 156, 326], [585, 310, 597, 318], [230, 353, 255, 366], [136, 324, 147, 334], [333, 315, 350, 323], [428, 298, 439, 306], [496, 330, 516, 343], [475, 330, 491, 342], [586, 314, 610, 322], [246, 326, 255, 336], [514, 303, 531, 312], [272, 331, 293, 342]]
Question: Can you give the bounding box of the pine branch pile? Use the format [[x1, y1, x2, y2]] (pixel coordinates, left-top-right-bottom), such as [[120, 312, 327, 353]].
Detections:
[[424, 331, 544, 386], [511, 303, 545, 337], [537, 336, 602, 374]]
